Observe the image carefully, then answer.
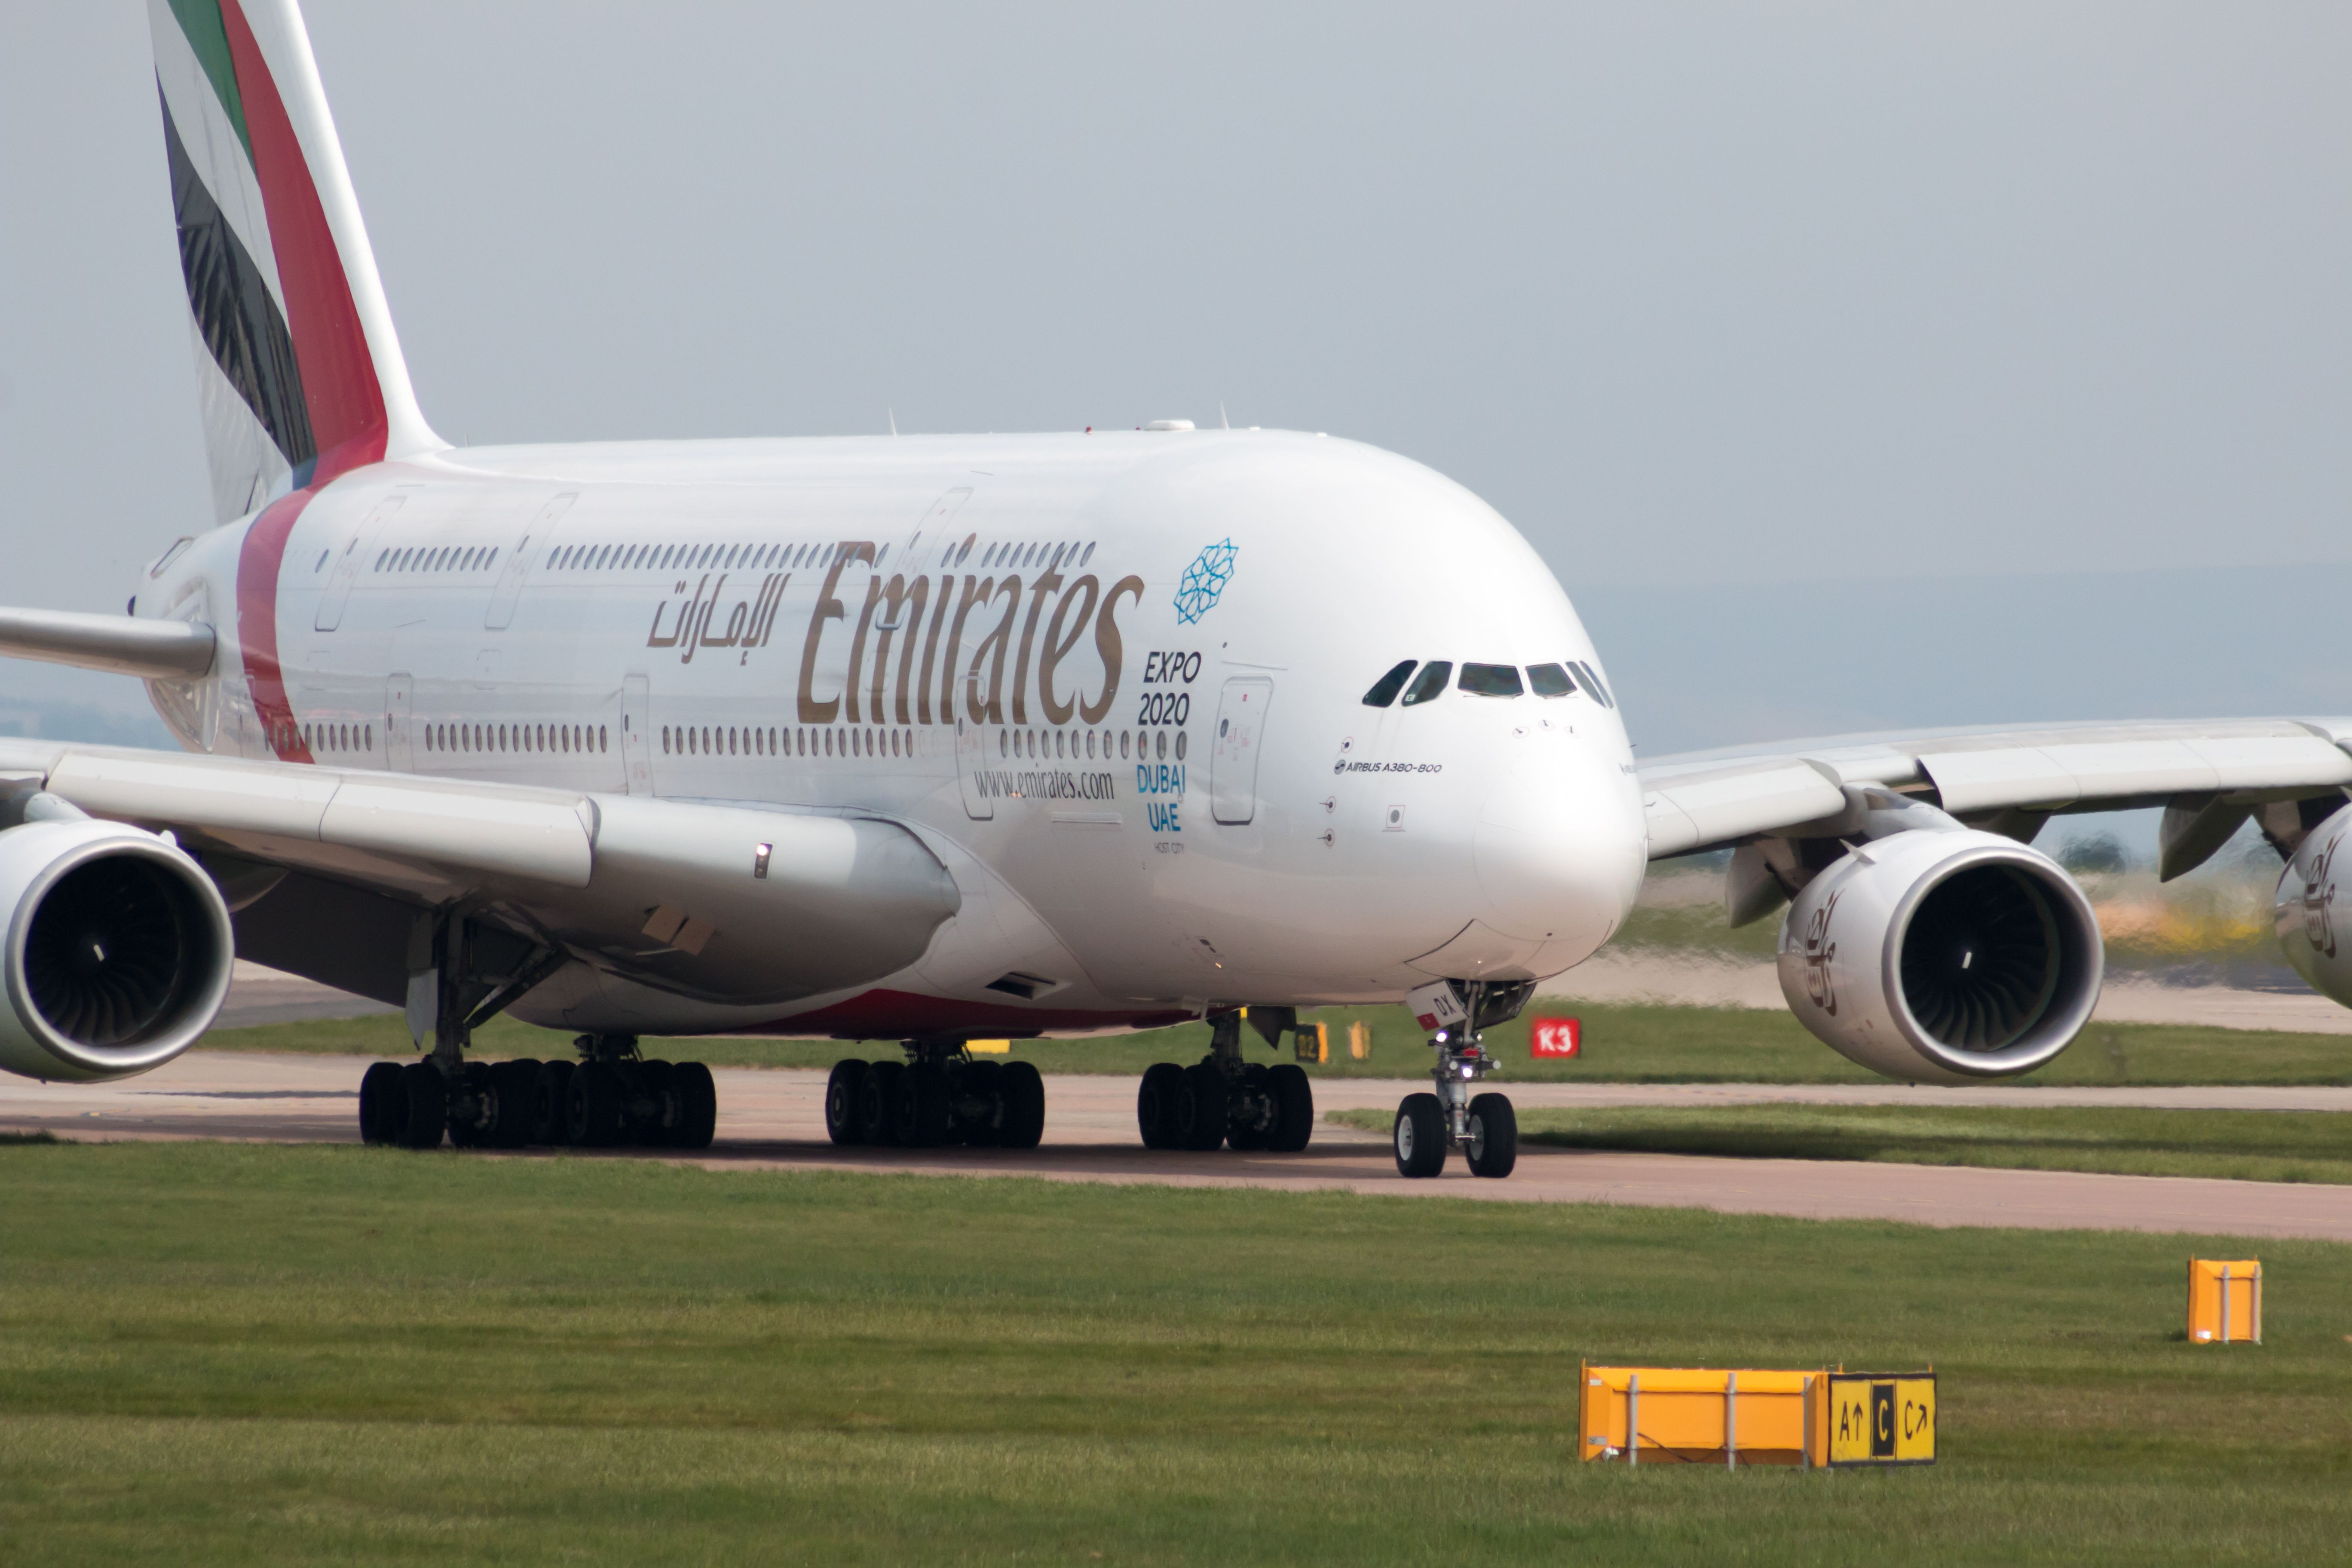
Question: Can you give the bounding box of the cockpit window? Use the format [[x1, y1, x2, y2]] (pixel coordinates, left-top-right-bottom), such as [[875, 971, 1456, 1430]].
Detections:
[[1401, 661, 1452, 706], [1362, 660, 1417, 707], [1527, 662, 1576, 698], [1574, 660, 1614, 708], [1458, 663, 1523, 697]]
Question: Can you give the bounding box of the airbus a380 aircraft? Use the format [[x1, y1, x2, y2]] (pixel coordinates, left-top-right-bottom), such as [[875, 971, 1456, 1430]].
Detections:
[[6, 0, 2351, 1178]]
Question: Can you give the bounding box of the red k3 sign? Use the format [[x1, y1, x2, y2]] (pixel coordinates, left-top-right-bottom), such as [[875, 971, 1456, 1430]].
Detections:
[[1531, 1017, 1581, 1059]]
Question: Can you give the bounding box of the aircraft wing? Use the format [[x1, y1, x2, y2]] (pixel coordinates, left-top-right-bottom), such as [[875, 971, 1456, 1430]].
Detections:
[[0, 738, 960, 1012], [1638, 717, 2352, 875]]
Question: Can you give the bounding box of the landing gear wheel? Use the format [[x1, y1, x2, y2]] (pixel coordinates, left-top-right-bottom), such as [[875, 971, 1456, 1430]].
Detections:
[[1393, 1092, 1446, 1178], [998, 1061, 1045, 1150], [1465, 1092, 1516, 1179], [957, 1060, 1004, 1146], [398, 1061, 447, 1150], [629, 1060, 675, 1145], [1175, 1063, 1228, 1151], [858, 1060, 904, 1145], [489, 1059, 540, 1148], [1225, 1064, 1269, 1151], [897, 1066, 953, 1148], [447, 1062, 492, 1148], [825, 1060, 869, 1145], [567, 1061, 625, 1148], [1267, 1063, 1314, 1153], [531, 1059, 575, 1146], [1137, 1062, 1183, 1149], [671, 1061, 717, 1150], [358, 1061, 403, 1145]]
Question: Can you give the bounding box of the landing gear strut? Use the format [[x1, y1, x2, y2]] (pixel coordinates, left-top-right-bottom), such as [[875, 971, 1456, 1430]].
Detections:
[[824, 1040, 1046, 1150], [1136, 1011, 1315, 1154], [355, 910, 715, 1151], [1393, 981, 1521, 1179]]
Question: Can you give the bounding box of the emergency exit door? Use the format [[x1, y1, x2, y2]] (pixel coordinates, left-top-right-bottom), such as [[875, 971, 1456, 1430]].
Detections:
[[1210, 677, 1274, 824]]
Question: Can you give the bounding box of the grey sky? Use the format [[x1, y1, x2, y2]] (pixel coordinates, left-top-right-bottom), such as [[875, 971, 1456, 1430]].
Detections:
[[3, 3, 2348, 749]]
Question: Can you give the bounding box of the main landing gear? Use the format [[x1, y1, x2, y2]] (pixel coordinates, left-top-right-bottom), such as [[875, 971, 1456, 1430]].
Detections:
[[1136, 1011, 1316, 1154], [359, 1035, 718, 1151], [823, 1042, 1046, 1150], [1393, 982, 1522, 1179]]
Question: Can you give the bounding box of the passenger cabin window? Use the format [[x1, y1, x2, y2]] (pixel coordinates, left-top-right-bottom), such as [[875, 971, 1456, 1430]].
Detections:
[[1361, 660, 1417, 707], [1458, 663, 1523, 697], [1401, 661, 1452, 706], [1527, 662, 1576, 698]]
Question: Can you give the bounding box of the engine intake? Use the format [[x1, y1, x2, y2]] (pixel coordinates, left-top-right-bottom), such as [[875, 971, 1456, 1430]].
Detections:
[[1776, 828, 2102, 1083], [0, 820, 234, 1082]]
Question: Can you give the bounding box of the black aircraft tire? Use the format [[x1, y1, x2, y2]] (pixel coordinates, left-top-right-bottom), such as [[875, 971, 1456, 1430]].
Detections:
[[1175, 1063, 1228, 1151], [897, 1066, 953, 1148], [531, 1060, 575, 1147], [398, 1061, 447, 1150], [1267, 1063, 1314, 1153], [1137, 1062, 1183, 1149], [1393, 1093, 1447, 1179], [489, 1059, 540, 1148], [859, 1060, 905, 1145], [1466, 1092, 1517, 1179], [825, 1060, 869, 1146], [630, 1060, 675, 1145], [567, 1062, 625, 1148], [998, 1061, 1045, 1151], [358, 1061, 403, 1145], [671, 1062, 717, 1150]]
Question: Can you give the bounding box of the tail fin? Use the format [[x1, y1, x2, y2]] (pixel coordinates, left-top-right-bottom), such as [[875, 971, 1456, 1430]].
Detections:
[[148, 0, 441, 522]]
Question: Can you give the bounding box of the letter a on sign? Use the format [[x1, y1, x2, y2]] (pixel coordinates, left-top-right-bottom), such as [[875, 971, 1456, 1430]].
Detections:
[[1531, 1017, 1581, 1059]]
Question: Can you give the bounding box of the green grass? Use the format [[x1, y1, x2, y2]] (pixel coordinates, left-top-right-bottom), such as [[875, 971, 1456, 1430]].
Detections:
[[1, 1142, 2348, 1564], [1328, 1103, 2352, 1185], [203, 1003, 2352, 1087]]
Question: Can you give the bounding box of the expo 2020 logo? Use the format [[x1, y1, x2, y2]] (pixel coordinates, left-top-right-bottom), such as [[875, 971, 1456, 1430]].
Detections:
[[1173, 539, 1239, 625]]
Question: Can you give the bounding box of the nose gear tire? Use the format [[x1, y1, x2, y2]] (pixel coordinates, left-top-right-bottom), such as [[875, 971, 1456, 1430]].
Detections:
[[1393, 1092, 1446, 1178], [1465, 1092, 1516, 1178]]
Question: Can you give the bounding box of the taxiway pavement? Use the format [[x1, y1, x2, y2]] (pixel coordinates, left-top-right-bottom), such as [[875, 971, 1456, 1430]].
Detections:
[[4, 1052, 2345, 1242]]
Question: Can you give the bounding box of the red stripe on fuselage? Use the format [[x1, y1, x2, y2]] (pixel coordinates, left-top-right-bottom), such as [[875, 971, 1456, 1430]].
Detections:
[[734, 988, 1194, 1041], [217, 1, 386, 483], [239, 490, 315, 763]]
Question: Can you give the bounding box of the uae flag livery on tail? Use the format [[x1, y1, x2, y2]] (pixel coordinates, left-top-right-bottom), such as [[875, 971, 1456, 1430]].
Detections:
[[148, 0, 440, 522]]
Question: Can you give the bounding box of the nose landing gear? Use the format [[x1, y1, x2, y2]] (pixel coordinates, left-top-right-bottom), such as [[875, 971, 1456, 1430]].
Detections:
[[1392, 981, 1523, 1179]]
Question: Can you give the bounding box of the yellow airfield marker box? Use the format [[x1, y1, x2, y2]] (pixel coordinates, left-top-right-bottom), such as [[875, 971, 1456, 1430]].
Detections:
[[2187, 1259, 2262, 1344], [1580, 1363, 1936, 1468]]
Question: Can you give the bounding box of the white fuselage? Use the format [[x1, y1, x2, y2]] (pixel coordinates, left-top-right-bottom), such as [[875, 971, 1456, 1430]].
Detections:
[[137, 427, 1648, 1041]]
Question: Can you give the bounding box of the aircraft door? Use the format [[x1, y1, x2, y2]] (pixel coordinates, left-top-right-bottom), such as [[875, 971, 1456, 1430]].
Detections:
[[1210, 677, 1274, 824], [385, 673, 413, 770], [956, 718, 995, 820], [485, 492, 576, 631], [622, 674, 652, 795], [314, 493, 406, 631]]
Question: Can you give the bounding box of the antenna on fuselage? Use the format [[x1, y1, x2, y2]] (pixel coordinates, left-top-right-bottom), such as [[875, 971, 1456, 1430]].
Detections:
[[889, 409, 899, 436], [1219, 402, 1231, 430]]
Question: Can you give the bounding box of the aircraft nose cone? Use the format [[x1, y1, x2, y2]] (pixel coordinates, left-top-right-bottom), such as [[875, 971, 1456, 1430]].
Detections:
[[1472, 734, 1645, 957]]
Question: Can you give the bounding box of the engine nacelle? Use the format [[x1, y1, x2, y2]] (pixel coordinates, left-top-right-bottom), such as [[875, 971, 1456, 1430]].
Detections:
[[1776, 828, 2103, 1084], [0, 818, 234, 1082], [2274, 802, 2352, 1007]]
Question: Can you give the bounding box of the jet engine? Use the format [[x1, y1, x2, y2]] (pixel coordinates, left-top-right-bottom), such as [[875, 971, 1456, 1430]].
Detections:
[[0, 812, 234, 1083], [2273, 800, 2352, 1008], [1776, 827, 2104, 1084]]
